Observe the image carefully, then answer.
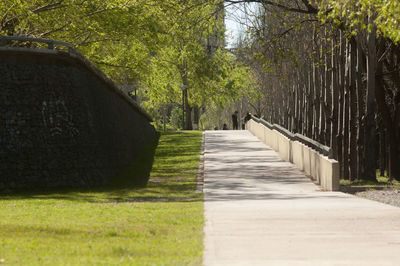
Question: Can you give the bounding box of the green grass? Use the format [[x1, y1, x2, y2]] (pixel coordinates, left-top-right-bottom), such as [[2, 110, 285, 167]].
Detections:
[[340, 170, 400, 188], [0, 131, 204, 265]]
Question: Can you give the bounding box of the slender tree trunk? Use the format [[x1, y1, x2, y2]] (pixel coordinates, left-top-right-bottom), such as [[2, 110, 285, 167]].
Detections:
[[300, 72, 305, 135], [302, 68, 307, 135], [349, 37, 358, 180], [325, 27, 332, 146], [181, 62, 192, 130], [193, 106, 200, 130], [386, 129, 390, 176], [294, 78, 299, 133], [343, 38, 350, 180], [331, 34, 339, 159], [313, 27, 321, 141], [379, 126, 386, 177], [308, 61, 314, 138], [320, 31, 326, 145], [184, 90, 192, 130], [338, 30, 346, 179], [356, 38, 366, 179], [364, 19, 378, 181], [289, 75, 295, 131]]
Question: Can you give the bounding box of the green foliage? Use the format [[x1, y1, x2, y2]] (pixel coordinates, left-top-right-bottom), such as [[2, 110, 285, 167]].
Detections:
[[0, 131, 204, 265], [170, 106, 183, 130], [0, 0, 166, 81], [319, 0, 400, 43], [1, 1, 254, 126]]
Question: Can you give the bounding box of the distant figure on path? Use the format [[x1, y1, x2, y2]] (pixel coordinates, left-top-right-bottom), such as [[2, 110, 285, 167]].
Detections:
[[243, 112, 252, 129], [232, 111, 239, 130], [223, 123, 228, 130], [244, 112, 251, 123]]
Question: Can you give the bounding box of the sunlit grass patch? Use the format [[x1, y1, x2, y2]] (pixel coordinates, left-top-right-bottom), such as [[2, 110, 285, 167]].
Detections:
[[0, 131, 203, 265], [340, 170, 400, 189]]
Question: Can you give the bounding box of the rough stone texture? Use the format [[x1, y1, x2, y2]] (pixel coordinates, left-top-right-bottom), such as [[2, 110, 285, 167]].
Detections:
[[356, 189, 400, 208], [0, 49, 156, 190]]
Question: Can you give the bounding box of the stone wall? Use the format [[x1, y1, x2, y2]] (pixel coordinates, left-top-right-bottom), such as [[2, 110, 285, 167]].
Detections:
[[0, 48, 156, 191]]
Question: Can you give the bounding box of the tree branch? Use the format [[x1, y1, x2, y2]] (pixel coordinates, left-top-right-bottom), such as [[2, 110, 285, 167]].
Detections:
[[224, 0, 319, 14], [31, 1, 65, 14]]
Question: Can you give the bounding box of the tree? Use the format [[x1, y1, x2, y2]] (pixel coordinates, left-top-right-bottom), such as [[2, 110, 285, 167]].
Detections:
[[228, 0, 400, 181], [142, 1, 255, 129]]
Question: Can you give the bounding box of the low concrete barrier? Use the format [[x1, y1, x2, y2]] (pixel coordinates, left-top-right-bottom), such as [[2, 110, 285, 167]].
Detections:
[[277, 133, 291, 162], [247, 119, 339, 191], [292, 141, 303, 170]]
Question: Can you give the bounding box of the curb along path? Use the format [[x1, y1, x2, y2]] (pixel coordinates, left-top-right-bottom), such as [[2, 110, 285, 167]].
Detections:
[[203, 130, 400, 266]]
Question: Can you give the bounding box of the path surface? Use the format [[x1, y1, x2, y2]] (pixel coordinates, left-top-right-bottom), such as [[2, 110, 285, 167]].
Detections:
[[203, 130, 400, 266]]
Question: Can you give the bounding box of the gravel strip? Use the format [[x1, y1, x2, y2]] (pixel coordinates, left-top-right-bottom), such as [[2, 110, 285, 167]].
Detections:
[[356, 189, 400, 208]]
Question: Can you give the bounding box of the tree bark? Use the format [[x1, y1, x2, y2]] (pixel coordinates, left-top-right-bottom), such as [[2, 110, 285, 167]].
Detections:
[[193, 106, 200, 130], [312, 27, 321, 141], [308, 61, 314, 138], [356, 37, 366, 179], [349, 37, 358, 180], [337, 30, 346, 179], [324, 27, 332, 147], [378, 126, 386, 177], [343, 38, 350, 180], [364, 19, 378, 181], [331, 34, 339, 159], [376, 51, 400, 180], [184, 89, 192, 130], [320, 30, 326, 145]]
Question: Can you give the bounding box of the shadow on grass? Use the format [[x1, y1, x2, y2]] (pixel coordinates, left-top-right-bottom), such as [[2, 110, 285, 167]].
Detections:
[[110, 132, 161, 188], [0, 186, 201, 203], [0, 131, 203, 203]]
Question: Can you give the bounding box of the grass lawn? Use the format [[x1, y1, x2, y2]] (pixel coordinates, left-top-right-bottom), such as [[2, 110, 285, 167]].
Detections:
[[0, 131, 204, 265], [340, 170, 400, 189]]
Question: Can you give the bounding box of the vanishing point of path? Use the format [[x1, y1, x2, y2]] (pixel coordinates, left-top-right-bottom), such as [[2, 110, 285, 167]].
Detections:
[[203, 130, 400, 266]]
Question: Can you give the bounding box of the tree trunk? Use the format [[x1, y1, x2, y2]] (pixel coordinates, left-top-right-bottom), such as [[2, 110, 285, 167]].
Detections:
[[376, 55, 400, 180], [324, 27, 332, 147], [193, 106, 200, 130], [312, 27, 321, 141], [320, 31, 326, 145], [356, 38, 366, 179], [343, 38, 350, 180], [308, 61, 314, 138], [184, 90, 192, 130], [379, 127, 386, 177], [349, 37, 358, 180], [363, 18, 378, 181], [337, 30, 346, 179], [301, 71, 306, 135], [331, 34, 339, 159]]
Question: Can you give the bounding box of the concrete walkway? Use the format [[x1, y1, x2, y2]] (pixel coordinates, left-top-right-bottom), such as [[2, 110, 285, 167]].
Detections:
[[203, 130, 400, 266]]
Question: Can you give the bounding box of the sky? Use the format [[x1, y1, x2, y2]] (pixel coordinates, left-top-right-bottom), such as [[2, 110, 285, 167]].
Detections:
[[224, 3, 259, 48]]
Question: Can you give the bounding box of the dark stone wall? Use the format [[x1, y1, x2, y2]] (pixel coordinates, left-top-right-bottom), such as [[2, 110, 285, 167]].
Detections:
[[0, 49, 156, 191]]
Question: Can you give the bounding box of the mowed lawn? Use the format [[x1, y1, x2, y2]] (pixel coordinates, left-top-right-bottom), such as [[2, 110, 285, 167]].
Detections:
[[0, 131, 204, 265]]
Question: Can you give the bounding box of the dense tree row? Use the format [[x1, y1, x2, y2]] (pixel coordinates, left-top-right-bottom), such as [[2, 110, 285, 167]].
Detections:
[[2, 0, 398, 180], [1, 0, 254, 130], [233, 0, 400, 180]]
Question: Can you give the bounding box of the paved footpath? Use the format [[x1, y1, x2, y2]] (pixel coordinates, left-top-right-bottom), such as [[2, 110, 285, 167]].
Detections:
[[203, 130, 400, 266]]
